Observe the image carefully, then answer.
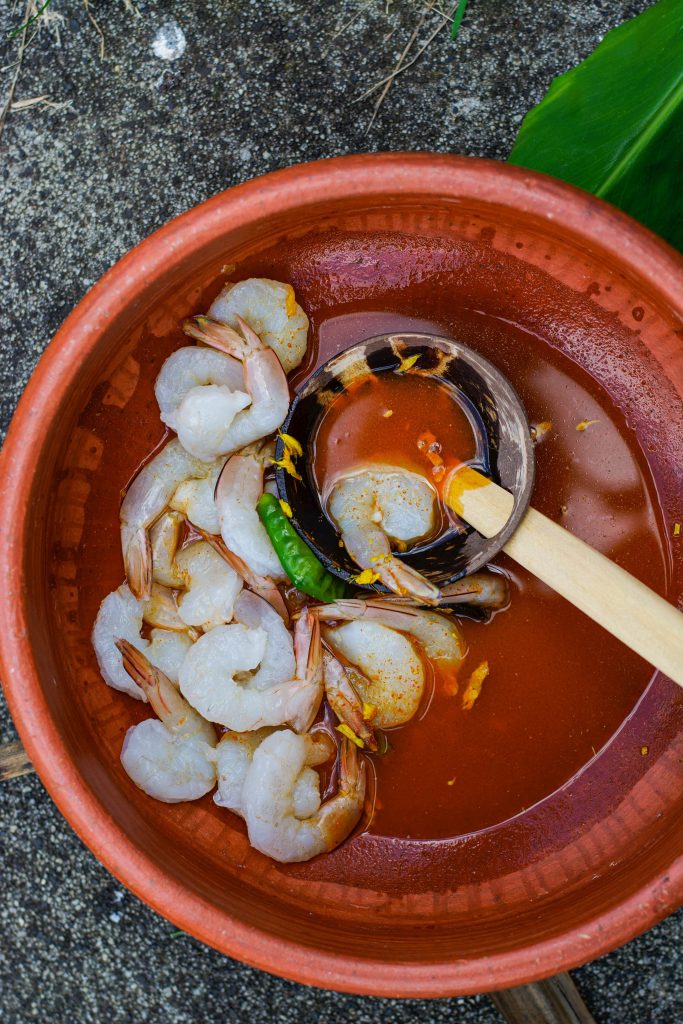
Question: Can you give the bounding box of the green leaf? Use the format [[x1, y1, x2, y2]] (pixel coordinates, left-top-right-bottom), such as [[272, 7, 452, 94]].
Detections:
[[451, 0, 469, 41], [508, 0, 683, 252]]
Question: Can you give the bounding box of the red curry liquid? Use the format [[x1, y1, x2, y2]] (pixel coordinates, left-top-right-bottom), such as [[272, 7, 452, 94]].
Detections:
[[301, 308, 667, 840], [76, 231, 669, 845], [312, 372, 478, 541]]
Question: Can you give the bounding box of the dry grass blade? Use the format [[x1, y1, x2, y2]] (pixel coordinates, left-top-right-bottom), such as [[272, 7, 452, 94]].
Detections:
[[11, 92, 49, 109], [326, 0, 373, 51], [358, 1, 458, 105], [0, 0, 32, 142], [365, 5, 430, 133], [83, 0, 105, 59], [0, 740, 35, 782]]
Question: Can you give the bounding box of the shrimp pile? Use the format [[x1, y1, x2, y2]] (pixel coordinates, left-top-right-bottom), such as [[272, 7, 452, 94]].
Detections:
[[92, 275, 510, 864]]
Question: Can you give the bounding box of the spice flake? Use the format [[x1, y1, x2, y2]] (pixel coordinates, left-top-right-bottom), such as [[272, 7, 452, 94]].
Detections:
[[462, 660, 489, 711], [396, 353, 420, 373], [336, 723, 365, 748], [350, 568, 382, 586]]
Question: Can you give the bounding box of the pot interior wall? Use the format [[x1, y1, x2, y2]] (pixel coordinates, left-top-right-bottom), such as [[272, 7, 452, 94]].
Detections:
[[24, 193, 683, 968]]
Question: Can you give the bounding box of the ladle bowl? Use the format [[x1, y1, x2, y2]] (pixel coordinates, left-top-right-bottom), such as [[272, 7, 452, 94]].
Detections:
[[276, 332, 535, 586]]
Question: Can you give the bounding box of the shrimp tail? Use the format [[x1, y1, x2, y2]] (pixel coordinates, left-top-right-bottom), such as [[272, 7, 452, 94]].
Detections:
[[125, 526, 153, 601], [316, 738, 366, 851], [116, 638, 215, 742], [286, 609, 323, 732], [183, 314, 260, 359], [322, 650, 378, 751], [116, 638, 169, 711], [379, 559, 440, 606], [313, 599, 366, 622], [142, 583, 186, 632], [438, 572, 510, 609]]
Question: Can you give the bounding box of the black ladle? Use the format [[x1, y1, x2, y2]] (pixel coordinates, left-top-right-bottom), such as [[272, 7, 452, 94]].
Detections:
[[275, 333, 683, 687]]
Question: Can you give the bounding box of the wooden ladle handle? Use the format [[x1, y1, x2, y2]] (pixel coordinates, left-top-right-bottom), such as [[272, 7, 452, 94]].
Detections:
[[447, 468, 683, 687]]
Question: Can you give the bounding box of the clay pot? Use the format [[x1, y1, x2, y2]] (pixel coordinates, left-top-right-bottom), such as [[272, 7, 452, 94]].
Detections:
[[0, 155, 681, 996]]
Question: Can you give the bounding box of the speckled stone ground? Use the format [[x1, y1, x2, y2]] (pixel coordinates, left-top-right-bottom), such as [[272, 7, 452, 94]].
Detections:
[[1, 2, 681, 1022]]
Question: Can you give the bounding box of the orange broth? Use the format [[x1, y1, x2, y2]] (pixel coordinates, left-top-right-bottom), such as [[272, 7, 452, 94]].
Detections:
[[76, 231, 670, 845], [312, 372, 478, 544]]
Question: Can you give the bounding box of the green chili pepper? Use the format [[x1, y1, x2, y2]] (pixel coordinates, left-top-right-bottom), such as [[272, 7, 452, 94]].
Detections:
[[257, 493, 349, 603]]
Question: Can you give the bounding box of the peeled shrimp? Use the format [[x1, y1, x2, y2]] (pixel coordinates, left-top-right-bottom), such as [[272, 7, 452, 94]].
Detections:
[[179, 315, 289, 457], [211, 728, 273, 815], [175, 540, 243, 632], [92, 583, 192, 701], [147, 629, 193, 686], [179, 606, 321, 732], [154, 345, 249, 462], [209, 277, 309, 374], [120, 438, 220, 599], [323, 620, 425, 729], [199, 529, 290, 626], [316, 598, 466, 676], [242, 730, 365, 863], [92, 584, 149, 700], [328, 467, 440, 604], [215, 451, 285, 580], [233, 590, 295, 688], [117, 640, 217, 802], [169, 462, 222, 536]]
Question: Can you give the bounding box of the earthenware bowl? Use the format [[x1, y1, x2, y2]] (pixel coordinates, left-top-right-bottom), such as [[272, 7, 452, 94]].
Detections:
[[276, 332, 535, 585], [1, 155, 681, 997]]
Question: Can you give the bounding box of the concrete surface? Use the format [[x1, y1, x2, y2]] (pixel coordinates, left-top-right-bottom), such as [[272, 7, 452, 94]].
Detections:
[[1, 1, 681, 1021]]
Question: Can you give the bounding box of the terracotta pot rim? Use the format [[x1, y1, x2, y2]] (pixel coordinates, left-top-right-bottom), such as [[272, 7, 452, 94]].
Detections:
[[1, 153, 682, 996]]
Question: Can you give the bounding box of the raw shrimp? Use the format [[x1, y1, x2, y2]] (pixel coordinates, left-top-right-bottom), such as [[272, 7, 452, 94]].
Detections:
[[154, 345, 248, 462], [180, 315, 289, 456], [322, 649, 378, 751], [178, 607, 322, 732], [92, 583, 193, 701], [209, 277, 309, 374], [211, 728, 273, 815], [241, 730, 365, 863], [437, 572, 509, 609], [120, 438, 220, 599], [117, 640, 216, 802], [92, 584, 149, 700], [149, 511, 184, 588], [175, 540, 243, 632], [147, 629, 193, 686], [323, 620, 425, 729], [328, 467, 440, 604], [199, 529, 289, 626], [215, 451, 285, 581], [233, 590, 295, 688], [169, 461, 222, 535], [315, 598, 466, 676], [143, 582, 187, 633], [378, 572, 510, 611]]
